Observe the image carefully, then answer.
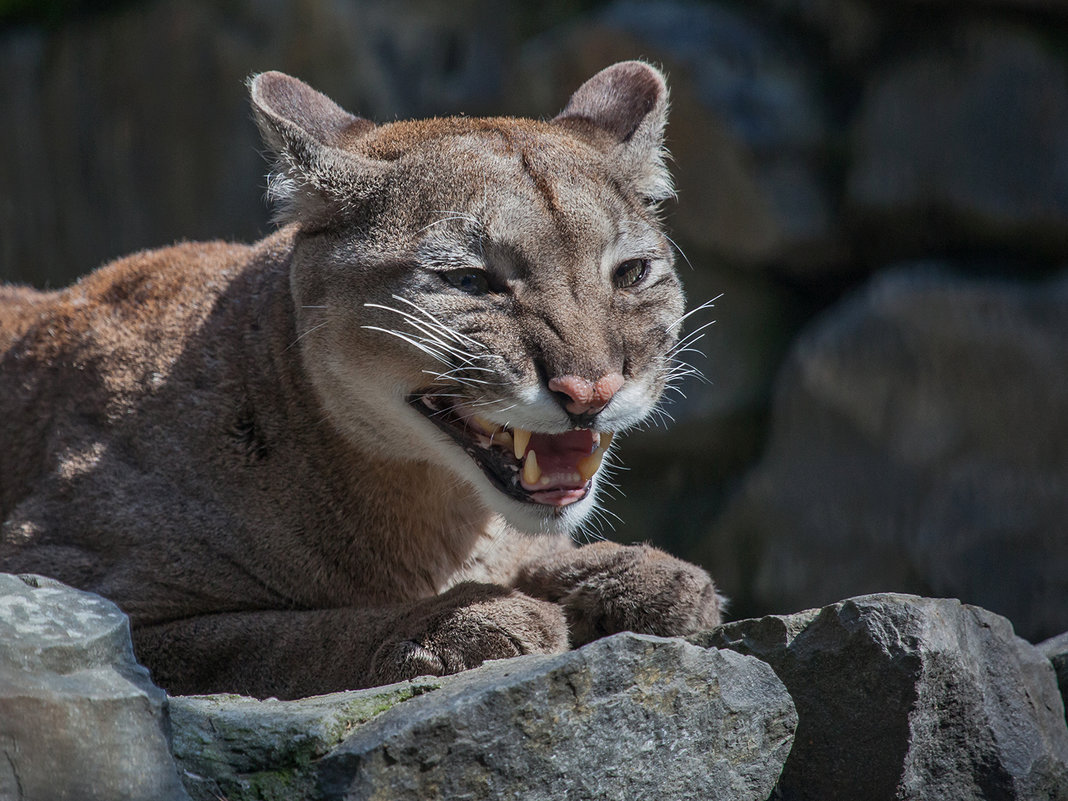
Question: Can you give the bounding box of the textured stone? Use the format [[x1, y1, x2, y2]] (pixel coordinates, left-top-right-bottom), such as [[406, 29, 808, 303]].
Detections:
[[317, 633, 796, 801], [708, 267, 1068, 641], [171, 679, 443, 801], [0, 573, 190, 801], [1038, 631, 1068, 726], [693, 594, 1068, 801], [848, 25, 1068, 257]]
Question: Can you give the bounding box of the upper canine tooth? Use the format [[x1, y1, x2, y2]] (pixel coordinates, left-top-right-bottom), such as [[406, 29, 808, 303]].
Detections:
[[600, 431, 615, 450], [577, 447, 606, 482], [513, 428, 532, 459], [523, 449, 541, 485]]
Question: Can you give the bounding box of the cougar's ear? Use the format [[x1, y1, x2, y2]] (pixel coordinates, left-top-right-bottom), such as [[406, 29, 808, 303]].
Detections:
[[249, 71, 382, 223], [552, 61, 673, 207]]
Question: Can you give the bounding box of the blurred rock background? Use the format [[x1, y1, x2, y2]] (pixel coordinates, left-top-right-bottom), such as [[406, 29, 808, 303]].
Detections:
[[1, 0, 1065, 641]]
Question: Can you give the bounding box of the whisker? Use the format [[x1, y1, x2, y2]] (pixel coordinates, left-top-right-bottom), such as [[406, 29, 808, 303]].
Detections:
[[388, 295, 486, 350], [364, 303, 482, 362], [284, 320, 329, 352], [669, 296, 722, 331], [360, 326, 453, 366], [664, 232, 696, 272], [416, 215, 480, 236]]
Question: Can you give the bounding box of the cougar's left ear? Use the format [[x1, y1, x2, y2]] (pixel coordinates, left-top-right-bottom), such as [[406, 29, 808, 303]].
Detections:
[[249, 71, 384, 224], [552, 61, 673, 206]]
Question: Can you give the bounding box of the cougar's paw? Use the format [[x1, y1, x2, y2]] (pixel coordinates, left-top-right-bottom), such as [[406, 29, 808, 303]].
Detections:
[[517, 542, 723, 647], [368, 583, 568, 685]]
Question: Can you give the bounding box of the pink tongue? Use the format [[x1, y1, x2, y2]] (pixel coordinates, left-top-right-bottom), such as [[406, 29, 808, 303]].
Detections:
[[524, 430, 596, 487]]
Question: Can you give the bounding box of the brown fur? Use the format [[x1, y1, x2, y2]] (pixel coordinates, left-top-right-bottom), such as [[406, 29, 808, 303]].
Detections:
[[0, 63, 720, 699]]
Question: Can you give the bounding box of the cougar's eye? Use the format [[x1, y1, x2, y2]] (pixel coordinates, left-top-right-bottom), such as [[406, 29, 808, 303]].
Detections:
[[613, 258, 649, 289], [443, 268, 491, 295]]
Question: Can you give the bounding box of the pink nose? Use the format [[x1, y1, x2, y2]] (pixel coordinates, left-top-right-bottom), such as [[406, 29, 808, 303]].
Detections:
[[548, 372, 624, 416]]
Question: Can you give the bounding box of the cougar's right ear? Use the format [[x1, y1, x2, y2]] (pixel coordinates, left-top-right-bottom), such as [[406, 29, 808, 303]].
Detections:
[[249, 71, 383, 224]]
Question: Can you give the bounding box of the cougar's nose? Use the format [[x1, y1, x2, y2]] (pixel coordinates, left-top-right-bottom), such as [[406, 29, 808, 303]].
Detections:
[[548, 372, 625, 417]]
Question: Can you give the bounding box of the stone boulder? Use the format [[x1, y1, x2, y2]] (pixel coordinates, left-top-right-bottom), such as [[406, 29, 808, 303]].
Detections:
[[707, 267, 1068, 642], [319, 634, 795, 801], [171, 678, 444, 801], [0, 573, 190, 801], [848, 24, 1068, 259], [693, 593, 1068, 801], [171, 633, 797, 801], [1038, 631, 1068, 726]]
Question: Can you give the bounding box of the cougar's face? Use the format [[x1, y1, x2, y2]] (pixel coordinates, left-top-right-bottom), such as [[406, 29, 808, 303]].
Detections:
[[292, 123, 685, 535], [251, 62, 686, 535]]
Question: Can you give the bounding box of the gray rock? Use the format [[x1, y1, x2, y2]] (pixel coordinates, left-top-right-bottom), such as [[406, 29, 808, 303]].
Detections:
[[848, 25, 1068, 257], [171, 679, 444, 801], [1038, 632, 1068, 726], [317, 633, 797, 801], [693, 594, 1068, 801], [752, 0, 883, 66], [707, 267, 1068, 642], [0, 573, 190, 801]]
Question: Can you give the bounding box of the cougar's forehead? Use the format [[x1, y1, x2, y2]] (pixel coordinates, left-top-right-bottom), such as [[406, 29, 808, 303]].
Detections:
[[373, 121, 638, 260]]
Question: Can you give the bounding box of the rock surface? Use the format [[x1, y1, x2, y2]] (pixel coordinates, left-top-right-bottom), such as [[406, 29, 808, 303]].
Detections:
[[848, 25, 1068, 258], [0, 573, 190, 801], [694, 593, 1068, 801], [318, 634, 796, 801], [172, 633, 797, 801], [1038, 631, 1068, 727], [708, 268, 1068, 641], [171, 679, 444, 801], [6, 573, 1068, 800]]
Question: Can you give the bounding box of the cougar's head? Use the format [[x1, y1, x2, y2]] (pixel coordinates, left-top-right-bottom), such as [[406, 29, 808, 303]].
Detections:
[[250, 62, 690, 536]]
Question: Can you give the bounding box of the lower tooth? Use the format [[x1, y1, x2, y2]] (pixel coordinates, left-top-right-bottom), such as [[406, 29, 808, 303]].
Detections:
[[523, 450, 542, 485]]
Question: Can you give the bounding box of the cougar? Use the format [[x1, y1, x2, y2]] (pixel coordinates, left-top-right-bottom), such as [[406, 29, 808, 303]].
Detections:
[[0, 61, 721, 699]]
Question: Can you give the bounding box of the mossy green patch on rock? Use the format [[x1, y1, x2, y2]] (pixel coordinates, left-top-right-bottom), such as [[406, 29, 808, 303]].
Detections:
[[170, 677, 443, 801]]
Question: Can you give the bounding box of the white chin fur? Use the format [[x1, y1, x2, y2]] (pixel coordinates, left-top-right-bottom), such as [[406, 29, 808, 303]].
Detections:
[[483, 482, 598, 536]]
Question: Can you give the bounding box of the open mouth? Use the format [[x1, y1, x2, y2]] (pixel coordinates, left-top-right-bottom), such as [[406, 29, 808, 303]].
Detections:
[[411, 391, 613, 508]]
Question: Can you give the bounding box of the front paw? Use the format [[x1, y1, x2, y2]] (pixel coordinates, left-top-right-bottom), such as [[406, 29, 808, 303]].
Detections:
[[516, 542, 723, 646], [368, 583, 568, 685]]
